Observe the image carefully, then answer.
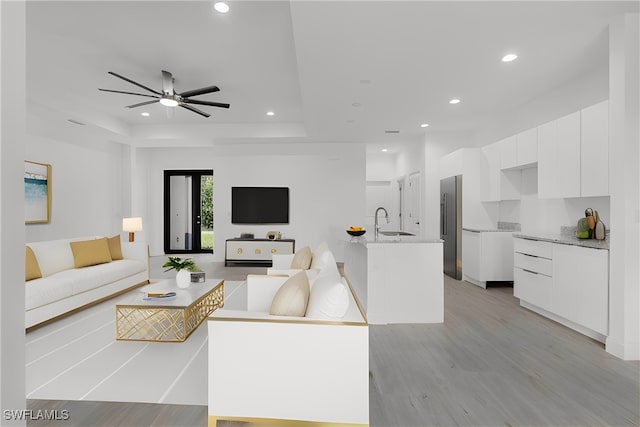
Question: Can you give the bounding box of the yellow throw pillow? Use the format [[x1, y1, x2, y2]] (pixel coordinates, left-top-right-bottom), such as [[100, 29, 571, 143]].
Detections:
[[25, 246, 43, 281], [269, 271, 310, 317], [290, 246, 312, 269], [108, 235, 123, 260], [70, 238, 113, 268]]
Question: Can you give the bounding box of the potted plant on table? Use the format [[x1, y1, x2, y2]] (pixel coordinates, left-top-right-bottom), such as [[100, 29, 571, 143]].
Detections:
[[163, 256, 198, 288]]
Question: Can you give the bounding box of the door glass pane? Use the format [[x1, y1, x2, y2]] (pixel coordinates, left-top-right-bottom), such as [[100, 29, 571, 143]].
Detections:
[[169, 175, 193, 251], [201, 175, 214, 250]]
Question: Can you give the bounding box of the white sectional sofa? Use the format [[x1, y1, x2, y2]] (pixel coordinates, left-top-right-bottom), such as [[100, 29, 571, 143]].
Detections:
[[207, 243, 369, 426], [25, 234, 148, 329]]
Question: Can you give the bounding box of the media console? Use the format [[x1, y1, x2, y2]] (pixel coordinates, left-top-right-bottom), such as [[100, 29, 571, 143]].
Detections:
[[225, 238, 295, 266]]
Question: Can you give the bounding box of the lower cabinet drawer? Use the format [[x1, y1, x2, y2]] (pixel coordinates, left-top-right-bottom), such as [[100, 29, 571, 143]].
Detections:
[[514, 253, 553, 276], [514, 267, 552, 311], [514, 238, 553, 259]]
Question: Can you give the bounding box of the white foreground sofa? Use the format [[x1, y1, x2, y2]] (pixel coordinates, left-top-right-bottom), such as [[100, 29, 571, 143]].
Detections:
[[208, 244, 369, 426], [25, 234, 148, 329]]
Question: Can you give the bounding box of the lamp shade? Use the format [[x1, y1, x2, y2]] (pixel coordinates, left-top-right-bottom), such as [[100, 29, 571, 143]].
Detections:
[[122, 217, 143, 232]]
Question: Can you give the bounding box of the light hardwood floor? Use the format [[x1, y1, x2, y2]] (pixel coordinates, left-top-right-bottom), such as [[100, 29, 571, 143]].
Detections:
[[27, 269, 639, 427]]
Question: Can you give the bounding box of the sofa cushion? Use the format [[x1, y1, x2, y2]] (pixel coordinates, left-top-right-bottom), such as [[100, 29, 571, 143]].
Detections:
[[25, 246, 43, 281], [70, 238, 112, 268], [108, 235, 123, 260], [290, 246, 312, 269], [28, 239, 77, 277], [305, 275, 350, 319], [25, 275, 74, 310], [269, 271, 310, 317], [66, 259, 146, 295]]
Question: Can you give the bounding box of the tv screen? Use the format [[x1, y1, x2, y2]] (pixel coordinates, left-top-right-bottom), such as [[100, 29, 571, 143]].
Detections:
[[231, 187, 289, 224]]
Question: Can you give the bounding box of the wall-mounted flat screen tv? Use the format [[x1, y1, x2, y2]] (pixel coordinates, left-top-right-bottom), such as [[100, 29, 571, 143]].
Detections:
[[231, 186, 289, 224]]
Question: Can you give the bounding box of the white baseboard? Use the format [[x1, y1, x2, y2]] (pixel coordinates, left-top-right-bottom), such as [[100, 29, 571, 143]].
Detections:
[[606, 335, 640, 361]]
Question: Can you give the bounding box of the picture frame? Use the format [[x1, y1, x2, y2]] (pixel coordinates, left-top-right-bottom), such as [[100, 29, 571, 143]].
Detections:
[[24, 160, 52, 224]]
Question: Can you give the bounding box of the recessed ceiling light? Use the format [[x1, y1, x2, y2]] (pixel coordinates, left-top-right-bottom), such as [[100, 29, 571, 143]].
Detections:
[[381, 148, 388, 152], [449, 98, 461, 105], [502, 53, 518, 62], [266, 111, 275, 116], [420, 123, 430, 128], [141, 112, 150, 117], [214, 2, 229, 13]]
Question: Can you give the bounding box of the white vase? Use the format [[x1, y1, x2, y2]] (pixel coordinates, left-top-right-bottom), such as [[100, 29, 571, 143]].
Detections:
[[176, 269, 191, 288]]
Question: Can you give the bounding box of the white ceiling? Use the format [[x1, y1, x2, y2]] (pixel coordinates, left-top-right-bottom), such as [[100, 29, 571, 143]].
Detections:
[[25, 1, 638, 151]]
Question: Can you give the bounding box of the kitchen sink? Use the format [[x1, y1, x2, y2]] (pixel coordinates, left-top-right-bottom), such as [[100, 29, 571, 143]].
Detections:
[[379, 231, 415, 236]]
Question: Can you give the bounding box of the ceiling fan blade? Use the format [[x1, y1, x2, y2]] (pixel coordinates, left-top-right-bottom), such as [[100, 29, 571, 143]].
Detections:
[[179, 103, 211, 118], [162, 70, 174, 95], [99, 88, 159, 99], [126, 99, 159, 108], [183, 99, 230, 109], [179, 85, 220, 98], [107, 71, 161, 95]]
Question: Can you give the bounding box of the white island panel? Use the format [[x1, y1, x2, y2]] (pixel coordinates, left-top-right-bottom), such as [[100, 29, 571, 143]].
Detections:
[[344, 240, 443, 325]]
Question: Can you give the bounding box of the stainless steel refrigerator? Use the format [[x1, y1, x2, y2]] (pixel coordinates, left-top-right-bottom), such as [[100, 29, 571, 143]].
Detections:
[[440, 175, 462, 279]]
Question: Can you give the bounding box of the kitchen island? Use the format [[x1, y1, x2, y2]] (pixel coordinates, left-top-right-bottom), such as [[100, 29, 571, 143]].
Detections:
[[343, 238, 443, 324]]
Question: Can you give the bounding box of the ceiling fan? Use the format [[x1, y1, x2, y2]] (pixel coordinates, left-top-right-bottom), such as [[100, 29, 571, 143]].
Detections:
[[99, 70, 230, 118]]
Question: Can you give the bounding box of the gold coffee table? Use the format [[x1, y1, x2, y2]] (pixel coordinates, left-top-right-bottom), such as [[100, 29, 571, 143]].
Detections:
[[116, 279, 224, 342]]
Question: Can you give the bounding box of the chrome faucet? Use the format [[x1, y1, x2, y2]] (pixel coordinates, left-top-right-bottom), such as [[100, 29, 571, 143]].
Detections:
[[375, 207, 390, 241]]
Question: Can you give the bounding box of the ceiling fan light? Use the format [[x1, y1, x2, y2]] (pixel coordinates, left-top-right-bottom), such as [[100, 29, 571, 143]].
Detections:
[[160, 98, 179, 107]]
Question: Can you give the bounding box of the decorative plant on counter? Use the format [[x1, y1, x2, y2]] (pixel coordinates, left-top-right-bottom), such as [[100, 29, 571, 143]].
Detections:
[[163, 256, 198, 272]]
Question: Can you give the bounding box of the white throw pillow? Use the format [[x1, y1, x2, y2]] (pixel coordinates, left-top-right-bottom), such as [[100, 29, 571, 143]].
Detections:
[[269, 271, 310, 317], [310, 247, 341, 281], [305, 275, 350, 319]]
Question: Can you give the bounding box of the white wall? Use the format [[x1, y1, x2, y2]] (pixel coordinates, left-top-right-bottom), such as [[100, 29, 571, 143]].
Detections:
[[137, 143, 366, 261], [366, 152, 399, 232], [24, 135, 127, 242], [1, 0, 27, 421]]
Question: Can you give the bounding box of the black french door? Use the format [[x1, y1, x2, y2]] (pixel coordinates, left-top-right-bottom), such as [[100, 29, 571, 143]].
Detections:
[[164, 170, 214, 254]]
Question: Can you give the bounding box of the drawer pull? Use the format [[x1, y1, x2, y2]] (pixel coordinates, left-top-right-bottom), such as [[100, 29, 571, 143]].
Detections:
[[522, 268, 539, 275], [255, 249, 261, 255], [521, 253, 539, 258], [271, 248, 277, 254], [237, 248, 243, 255]]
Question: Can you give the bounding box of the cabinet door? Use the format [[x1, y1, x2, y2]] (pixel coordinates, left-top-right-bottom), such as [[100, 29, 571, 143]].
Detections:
[[538, 112, 581, 198], [556, 111, 581, 198], [500, 136, 518, 170], [482, 232, 514, 281], [581, 100, 609, 197], [462, 230, 482, 280], [537, 120, 557, 199], [516, 128, 537, 166], [462, 230, 481, 281], [552, 244, 609, 335]]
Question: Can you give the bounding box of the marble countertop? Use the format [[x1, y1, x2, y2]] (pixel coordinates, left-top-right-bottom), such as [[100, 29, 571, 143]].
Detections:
[[463, 228, 517, 233], [513, 232, 610, 250], [344, 237, 443, 245]]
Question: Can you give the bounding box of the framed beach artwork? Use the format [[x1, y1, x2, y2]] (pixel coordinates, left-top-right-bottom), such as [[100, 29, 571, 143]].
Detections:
[[24, 161, 51, 224]]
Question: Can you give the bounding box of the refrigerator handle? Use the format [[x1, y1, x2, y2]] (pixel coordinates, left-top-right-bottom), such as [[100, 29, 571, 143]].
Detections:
[[441, 194, 447, 235]]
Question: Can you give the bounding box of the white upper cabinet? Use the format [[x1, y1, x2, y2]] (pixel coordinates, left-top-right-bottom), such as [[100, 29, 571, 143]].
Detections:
[[538, 101, 609, 199], [538, 111, 581, 198], [500, 136, 518, 169], [516, 127, 538, 166], [581, 100, 609, 197]]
